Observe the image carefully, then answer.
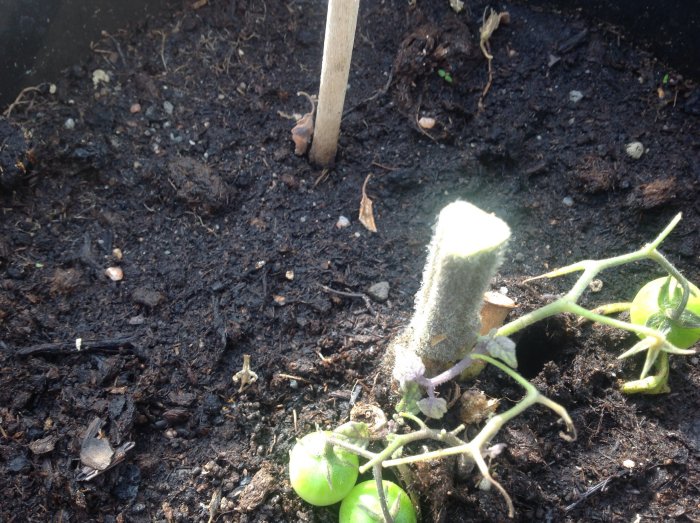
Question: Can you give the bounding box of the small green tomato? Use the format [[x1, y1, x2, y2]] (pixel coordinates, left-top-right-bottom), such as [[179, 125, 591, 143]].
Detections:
[[289, 431, 359, 506], [630, 276, 700, 349], [339, 480, 417, 523]]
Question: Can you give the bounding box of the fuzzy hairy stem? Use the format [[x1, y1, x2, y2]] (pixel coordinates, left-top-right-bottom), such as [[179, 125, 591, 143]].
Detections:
[[404, 201, 510, 365]]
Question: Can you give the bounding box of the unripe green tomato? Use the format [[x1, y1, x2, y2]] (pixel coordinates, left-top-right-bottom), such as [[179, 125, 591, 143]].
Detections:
[[289, 431, 359, 506], [630, 277, 700, 349], [339, 480, 417, 523]]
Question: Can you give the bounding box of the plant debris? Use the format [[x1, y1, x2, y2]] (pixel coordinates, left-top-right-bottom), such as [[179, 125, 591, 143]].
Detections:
[[478, 8, 510, 109], [359, 174, 377, 233], [290, 91, 317, 156]]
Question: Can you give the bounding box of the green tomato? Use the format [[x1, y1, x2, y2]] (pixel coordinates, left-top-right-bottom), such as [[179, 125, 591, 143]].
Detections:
[[339, 480, 417, 523], [630, 277, 700, 349], [289, 431, 359, 506]]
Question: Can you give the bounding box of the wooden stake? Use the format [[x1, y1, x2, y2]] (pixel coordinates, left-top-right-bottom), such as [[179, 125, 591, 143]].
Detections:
[[309, 0, 360, 168]]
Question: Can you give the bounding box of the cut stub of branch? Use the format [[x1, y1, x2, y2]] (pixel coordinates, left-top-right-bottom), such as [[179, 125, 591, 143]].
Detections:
[[400, 201, 511, 372], [290, 92, 317, 156], [478, 8, 510, 110], [480, 291, 516, 335]]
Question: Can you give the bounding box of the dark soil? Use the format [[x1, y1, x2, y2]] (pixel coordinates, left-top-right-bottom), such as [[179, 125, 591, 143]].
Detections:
[[1, 1, 699, 522]]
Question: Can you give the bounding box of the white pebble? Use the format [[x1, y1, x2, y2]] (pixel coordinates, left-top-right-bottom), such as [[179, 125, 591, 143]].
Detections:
[[336, 216, 350, 229], [622, 459, 635, 469], [105, 266, 123, 281], [64, 118, 75, 130], [163, 101, 174, 115], [625, 142, 644, 159], [569, 90, 583, 103], [418, 116, 436, 129], [562, 196, 574, 207]]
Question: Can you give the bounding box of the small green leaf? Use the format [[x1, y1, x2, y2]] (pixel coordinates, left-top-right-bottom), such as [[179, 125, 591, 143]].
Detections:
[[334, 421, 370, 448], [396, 381, 422, 415], [670, 309, 700, 329], [486, 336, 518, 368], [645, 312, 672, 334], [417, 397, 448, 419]]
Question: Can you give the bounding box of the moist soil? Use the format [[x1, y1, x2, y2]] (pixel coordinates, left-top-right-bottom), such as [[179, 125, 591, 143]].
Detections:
[[1, 1, 699, 522]]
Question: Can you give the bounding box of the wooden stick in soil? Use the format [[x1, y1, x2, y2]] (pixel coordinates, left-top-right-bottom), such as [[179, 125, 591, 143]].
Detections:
[[309, 0, 360, 168]]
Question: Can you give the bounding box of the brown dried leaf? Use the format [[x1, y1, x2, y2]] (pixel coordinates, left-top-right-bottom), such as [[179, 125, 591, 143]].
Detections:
[[459, 389, 499, 425], [359, 174, 377, 233], [290, 92, 316, 156], [291, 113, 314, 155]]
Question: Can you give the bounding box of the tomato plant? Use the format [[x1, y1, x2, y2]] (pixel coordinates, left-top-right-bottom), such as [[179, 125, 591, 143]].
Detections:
[[339, 480, 417, 523], [288, 431, 359, 506], [630, 276, 700, 349]]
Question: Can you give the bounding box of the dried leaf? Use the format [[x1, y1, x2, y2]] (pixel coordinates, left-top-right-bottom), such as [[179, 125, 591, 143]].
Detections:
[[192, 0, 208, 9], [459, 389, 499, 425], [359, 174, 377, 233], [478, 8, 510, 109], [291, 92, 316, 156], [291, 113, 314, 155]]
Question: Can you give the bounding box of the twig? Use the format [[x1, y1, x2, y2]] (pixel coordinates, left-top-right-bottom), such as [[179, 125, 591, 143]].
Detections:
[[101, 30, 127, 67], [318, 283, 376, 314], [16, 335, 137, 358], [343, 69, 394, 117], [564, 471, 626, 512], [478, 8, 510, 110], [154, 30, 169, 72]]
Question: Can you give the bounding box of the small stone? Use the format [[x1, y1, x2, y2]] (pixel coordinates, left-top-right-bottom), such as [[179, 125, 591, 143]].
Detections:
[[163, 101, 174, 115], [105, 266, 123, 281], [418, 116, 436, 129], [569, 90, 583, 103], [336, 216, 350, 229], [128, 315, 145, 325], [625, 141, 645, 159], [273, 295, 286, 305], [562, 196, 574, 207], [367, 281, 390, 303], [130, 103, 141, 114], [64, 118, 75, 130], [622, 459, 635, 469]]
